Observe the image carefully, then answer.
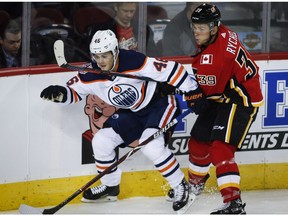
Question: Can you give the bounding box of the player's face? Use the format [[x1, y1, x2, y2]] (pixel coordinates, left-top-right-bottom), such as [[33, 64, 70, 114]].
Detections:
[[191, 23, 212, 46], [93, 51, 114, 71], [0, 32, 21, 56]]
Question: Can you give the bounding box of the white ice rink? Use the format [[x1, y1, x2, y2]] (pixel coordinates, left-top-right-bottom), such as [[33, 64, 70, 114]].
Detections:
[[2, 189, 288, 214]]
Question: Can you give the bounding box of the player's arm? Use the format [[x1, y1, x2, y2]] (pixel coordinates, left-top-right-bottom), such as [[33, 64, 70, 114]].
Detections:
[[142, 58, 209, 114], [40, 74, 87, 104], [40, 85, 68, 103], [140, 57, 197, 90], [184, 85, 209, 114]]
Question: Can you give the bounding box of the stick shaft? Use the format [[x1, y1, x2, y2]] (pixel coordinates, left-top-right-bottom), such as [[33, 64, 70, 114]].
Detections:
[[62, 63, 156, 82], [40, 109, 191, 214], [45, 40, 191, 214], [54, 40, 155, 82]]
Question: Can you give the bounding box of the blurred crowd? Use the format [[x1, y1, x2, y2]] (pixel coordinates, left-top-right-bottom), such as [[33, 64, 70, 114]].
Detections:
[[0, 2, 287, 68]]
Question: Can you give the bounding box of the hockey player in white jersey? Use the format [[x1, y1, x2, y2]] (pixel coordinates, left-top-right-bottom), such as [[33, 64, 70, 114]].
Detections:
[[40, 30, 208, 212]]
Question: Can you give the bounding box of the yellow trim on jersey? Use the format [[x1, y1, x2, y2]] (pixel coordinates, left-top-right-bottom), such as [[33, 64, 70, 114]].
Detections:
[[229, 79, 249, 106], [225, 104, 237, 143], [252, 99, 264, 107], [237, 107, 258, 148]]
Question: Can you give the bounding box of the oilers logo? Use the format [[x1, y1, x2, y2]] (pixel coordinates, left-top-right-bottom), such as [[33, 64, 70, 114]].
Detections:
[[108, 84, 139, 108]]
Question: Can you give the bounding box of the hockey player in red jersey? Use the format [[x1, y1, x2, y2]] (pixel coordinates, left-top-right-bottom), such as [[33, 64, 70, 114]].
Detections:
[[183, 3, 263, 214], [40, 29, 208, 212]]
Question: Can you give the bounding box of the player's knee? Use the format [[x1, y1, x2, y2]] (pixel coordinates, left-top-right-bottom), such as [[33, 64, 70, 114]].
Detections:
[[140, 128, 165, 161], [209, 140, 236, 166], [92, 129, 117, 158], [188, 137, 211, 162]]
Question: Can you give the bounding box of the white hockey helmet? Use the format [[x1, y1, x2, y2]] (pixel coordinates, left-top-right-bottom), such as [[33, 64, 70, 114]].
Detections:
[[90, 29, 119, 70]]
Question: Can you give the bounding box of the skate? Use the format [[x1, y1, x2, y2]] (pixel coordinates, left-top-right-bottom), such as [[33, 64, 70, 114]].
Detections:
[[190, 173, 210, 196], [81, 184, 120, 203], [166, 188, 174, 202], [166, 173, 210, 201], [210, 198, 246, 214], [172, 178, 190, 213]]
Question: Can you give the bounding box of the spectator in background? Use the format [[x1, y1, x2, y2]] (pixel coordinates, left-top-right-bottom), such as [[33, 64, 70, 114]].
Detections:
[[162, 2, 201, 56], [87, 2, 158, 56], [0, 19, 21, 68], [88, 2, 138, 50], [113, 2, 138, 50]]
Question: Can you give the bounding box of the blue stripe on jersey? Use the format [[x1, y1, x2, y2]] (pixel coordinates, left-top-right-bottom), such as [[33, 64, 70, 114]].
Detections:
[[175, 72, 188, 89], [68, 87, 82, 103], [97, 167, 118, 174], [95, 155, 117, 164], [75, 91, 82, 101], [95, 155, 118, 174], [163, 163, 180, 178], [155, 153, 174, 168], [167, 62, 179, 83]]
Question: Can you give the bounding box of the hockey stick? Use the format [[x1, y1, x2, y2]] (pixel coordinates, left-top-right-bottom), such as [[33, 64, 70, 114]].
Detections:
[[19, 109, 192, 214], [54, 40, 155, 82]]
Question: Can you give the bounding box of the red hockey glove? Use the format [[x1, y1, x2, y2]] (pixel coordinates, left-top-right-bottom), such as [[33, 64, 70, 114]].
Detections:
[[184, 86, 209, 115]]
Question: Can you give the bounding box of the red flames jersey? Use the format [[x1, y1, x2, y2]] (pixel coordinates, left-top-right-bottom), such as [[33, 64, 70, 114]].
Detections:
[[192, 24, 264, 107]]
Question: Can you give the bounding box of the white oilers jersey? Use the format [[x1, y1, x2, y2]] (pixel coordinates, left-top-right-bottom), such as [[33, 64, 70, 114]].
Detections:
[[64, 49, 198, 112]]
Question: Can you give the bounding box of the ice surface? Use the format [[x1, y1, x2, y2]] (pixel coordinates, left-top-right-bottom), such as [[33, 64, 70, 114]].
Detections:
[[3, 189, 288, 214]]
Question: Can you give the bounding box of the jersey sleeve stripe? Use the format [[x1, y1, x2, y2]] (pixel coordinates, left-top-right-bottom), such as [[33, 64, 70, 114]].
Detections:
[[67, 87, 74, 104], [70, 88, 82, 103], [167, 62, 178, 82], [168, 65, 184, 86], [175, 72, 189, 89]]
